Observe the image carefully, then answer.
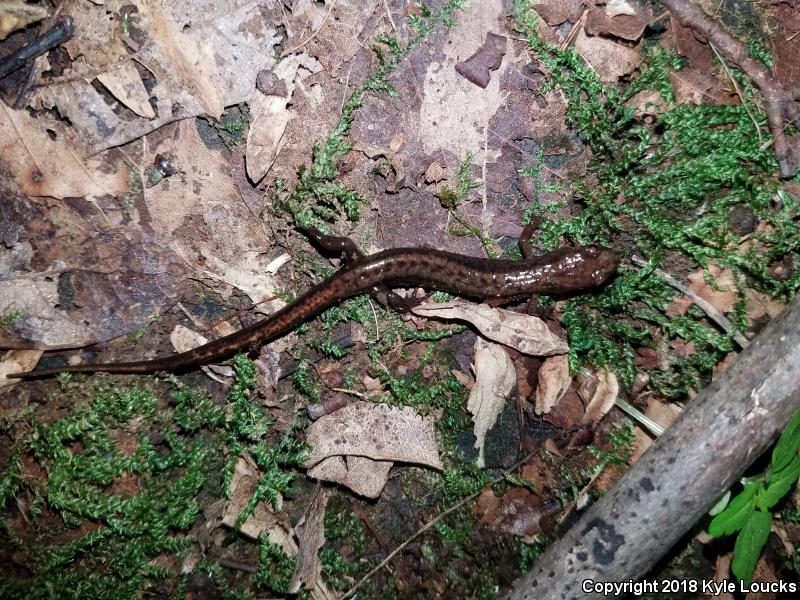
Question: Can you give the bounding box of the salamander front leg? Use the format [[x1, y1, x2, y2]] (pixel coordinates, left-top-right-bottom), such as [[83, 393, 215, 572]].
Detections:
[[518, 218, 551, 317], [303, 226, 364, 264], [518, 217, 541, 259]]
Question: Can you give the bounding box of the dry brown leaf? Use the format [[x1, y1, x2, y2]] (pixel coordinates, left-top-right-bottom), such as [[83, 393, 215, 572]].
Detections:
[[574, 29, 643, 83], [585, 7, 649, 42], [424, 161, 449, 183], [743, 289, 785, 325], [246, 54, 322, 183], [454, 32, 507, 89], [0, 277, 101, 349], [605, 0, 638, 17], [143, 1, 222, 119], [629, 397, 683, 462], [220, 461, 337, 600], [531, 0, 585, 26], [307, 455, 393, 499], [534, 354, 571, 415], [670, 15, 713, 74], [0, 349, 43, 387], [411, 300, 568, 356], [625, 89, 672, 118], [467, 339, 516, 467], [0, 104, 108, 199], [473, 487, 548, 537], [304, 401, 443, 470], [670, 67, 716, 105], [169, 324, 208, 353], [221, 455, 283, 538], [582, 370, 619, 424], [96, 61, 156, 119], [353, 142, 406, 192], [687, 264, 737, 314], [288, 486, 329, 593], [417, 1, 508, 161], [132, 118, 288, 315], [28, 0, 282, 154], [0, 1, 47, 40]]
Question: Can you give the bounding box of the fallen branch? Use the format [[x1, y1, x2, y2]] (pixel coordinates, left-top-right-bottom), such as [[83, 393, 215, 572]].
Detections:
[[662, 0, 800, 178], [506, 294, 800, 599]]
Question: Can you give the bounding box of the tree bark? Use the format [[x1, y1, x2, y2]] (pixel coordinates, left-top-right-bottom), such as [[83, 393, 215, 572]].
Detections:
[[506, 295, 800, 599]]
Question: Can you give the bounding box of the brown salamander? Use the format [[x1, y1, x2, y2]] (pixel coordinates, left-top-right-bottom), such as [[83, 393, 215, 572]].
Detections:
[[11, 229, 618, 378]]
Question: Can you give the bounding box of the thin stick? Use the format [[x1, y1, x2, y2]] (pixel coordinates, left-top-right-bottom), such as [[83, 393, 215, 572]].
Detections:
[[281, 0, 339, 57], [342, 451, 535, 599], [709, 43, 762, 144], [630, 255, 749, 348], [382, 0, 397, 31]]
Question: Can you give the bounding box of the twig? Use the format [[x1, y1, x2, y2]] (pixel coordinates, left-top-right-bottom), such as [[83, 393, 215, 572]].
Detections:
[[630, 255, 750, 348], [481, 125, 489, 215], [709, 43, 762, 144], [280, 0, 339, 57], [662, 0, 799, 178], [560, 9, 587, 50], [342, 451, 536, 599], [382, 0, 397, 31], [0, 16, 74, 79]]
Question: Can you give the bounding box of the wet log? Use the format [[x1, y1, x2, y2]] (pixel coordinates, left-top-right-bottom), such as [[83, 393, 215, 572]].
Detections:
[[506, 294, 800, 599]]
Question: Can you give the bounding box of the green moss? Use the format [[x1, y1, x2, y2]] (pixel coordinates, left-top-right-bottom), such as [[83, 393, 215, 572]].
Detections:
[[510, 1, 798, 397]]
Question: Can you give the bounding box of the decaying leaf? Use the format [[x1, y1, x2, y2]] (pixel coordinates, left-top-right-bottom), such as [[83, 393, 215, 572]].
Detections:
[[534, 354, 572, 415], [0, 104, 111, 199], [0, 1, 47, 40], [605, 0, 639, 18], [581, 369, 619, 424], [304, 401, 443, 470], [417, 1, 508, 161], [221, 454, 284, 539], [288, 486, 329, 593], [574, 28, 643, 83], [96, 61, 156, 119], [474, 486, 551, 537], [467, 339, 516, 467], [531, 0, 585, 26], [687, 264, 738, 314], [743, 289, 784, 325], [411, 299, 568, 356], [454, 32, 507, 89], [307, 455, 393, 499], [169, 324, 208, 353], [246, 54, 322, 183], [27, 0, 282, 155], [585, 7, 649, 42], [0, 349, 42, 387], [353, 142, 407, 192]]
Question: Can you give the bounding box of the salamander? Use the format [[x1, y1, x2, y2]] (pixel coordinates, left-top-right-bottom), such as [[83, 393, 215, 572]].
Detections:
[[10, 228, 618, 378]]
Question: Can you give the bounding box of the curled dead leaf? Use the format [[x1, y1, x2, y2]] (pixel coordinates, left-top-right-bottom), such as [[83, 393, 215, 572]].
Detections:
[[534, 354, 572, 415], [304, 401, 442, 471], [411, 299, 568, 356], [468, 339, 516, 467], [307, 455, 393, 499]]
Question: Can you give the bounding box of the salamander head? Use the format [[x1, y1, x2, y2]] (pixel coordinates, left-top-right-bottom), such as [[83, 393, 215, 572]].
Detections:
[[578, 245, 620, 287], [543, 245, 619, 293]]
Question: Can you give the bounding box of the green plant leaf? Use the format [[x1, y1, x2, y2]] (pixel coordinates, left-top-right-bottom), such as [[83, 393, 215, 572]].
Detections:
[[731, 509, 772, 586], [708, 490, 731, 517], [760, 455, 800, 509], [708, 482, 758, 537], [771, 411, 800, 473]]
